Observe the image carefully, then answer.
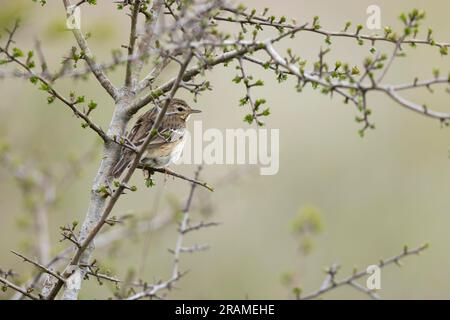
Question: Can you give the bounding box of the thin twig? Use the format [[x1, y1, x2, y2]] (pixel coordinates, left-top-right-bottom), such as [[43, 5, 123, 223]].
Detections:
[[48, 52, 194, 300], [62, 0, 119, 100], [0, 46, 108, 141], [138, 165, 214, 191], [0, 276, 40, 300], [125, 0, 141, 87], [127, 165, 204, 300], [10, 251, 66, 282], [301, 244, 429, 300]]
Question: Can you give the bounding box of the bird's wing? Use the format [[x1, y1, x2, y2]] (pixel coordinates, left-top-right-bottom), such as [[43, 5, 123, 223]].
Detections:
[[129, 109, 184, 148]]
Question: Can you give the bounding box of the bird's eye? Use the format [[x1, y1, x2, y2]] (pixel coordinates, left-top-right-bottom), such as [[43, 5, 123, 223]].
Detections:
[[177, 107, 184, 112]]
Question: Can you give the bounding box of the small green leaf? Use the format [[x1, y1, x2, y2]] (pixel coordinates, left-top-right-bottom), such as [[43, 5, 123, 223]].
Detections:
[[76, 96, 85, 104], [239, 96, 249, 106], [88, 100, 97, 110], [39, 83, 51, 92], [232, 75, 242, 84], [12, 47, 24, 58], [292, 287, 302, 299], [145, 178, 155, 188], [343, 21, 351, 32], [261, 108, 270, 116], [254, 98, 266, 108], [399, 13, 408, 24], [433, 68, 440, 78], [351, 66, 360, 75], [47, 96, 55, 104], [29, 76, 39, 85], [244, 114, 254, 124]]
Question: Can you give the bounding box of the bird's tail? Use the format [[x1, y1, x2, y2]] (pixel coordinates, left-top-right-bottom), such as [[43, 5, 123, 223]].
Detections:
[[112, 152, 131, 178]]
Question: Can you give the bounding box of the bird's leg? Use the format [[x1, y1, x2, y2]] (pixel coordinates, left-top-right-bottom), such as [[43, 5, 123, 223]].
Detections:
[[163, 168, 169, 183]]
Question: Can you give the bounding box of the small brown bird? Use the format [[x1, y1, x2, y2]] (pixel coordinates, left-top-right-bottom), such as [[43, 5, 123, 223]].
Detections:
[[113, 98, 201, 178]]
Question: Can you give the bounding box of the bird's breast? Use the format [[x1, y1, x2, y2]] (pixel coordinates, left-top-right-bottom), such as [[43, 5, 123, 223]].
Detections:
[[142, 134, 186, 168]]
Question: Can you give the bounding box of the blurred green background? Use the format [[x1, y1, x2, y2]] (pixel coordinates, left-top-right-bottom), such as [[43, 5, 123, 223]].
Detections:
[[0, 0, 450, 299]]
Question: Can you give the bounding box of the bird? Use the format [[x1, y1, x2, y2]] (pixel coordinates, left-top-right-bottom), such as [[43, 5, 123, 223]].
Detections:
[[112, 98, 201, 178]]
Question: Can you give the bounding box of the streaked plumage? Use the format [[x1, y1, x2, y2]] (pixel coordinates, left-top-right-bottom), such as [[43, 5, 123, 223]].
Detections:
[[113, 99, 201, 178]]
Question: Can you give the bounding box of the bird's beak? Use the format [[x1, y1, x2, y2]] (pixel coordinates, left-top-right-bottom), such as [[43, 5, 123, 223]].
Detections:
[[189, 109, 202, 114]]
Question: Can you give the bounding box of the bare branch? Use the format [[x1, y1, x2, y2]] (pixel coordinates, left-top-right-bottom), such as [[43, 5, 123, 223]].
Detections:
[[172, 165, 203, 280], [127, 165, 205, 300], [0, 46, 108, 141], [382, 86, 450, 121], [125, 0, 141, 88], [138, 165, 214, 191], [301, 244, 429, 300], [0, 276, 40, 300], [129, 0, 165, 88], [86, 271, 121, 284], [62, 0, 119, 100], [181, 221, 220, 234], [348, 281, 380, 300], [10, 251, 66, 283]]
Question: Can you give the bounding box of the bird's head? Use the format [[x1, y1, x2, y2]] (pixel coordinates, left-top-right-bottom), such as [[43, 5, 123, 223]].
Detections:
[[166, 99, 201, 121]]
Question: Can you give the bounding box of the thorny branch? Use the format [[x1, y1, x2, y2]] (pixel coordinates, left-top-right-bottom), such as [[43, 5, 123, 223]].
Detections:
[[0, 45, 108, 142], [127, 165, 213, 300], [15, 167, 232, 300], [219, 6, 450, 49], [10, 251, 66, 283], [47, 51, 195, 300], [138, 164, 214, 191], [300, 244, 429, 300], [0, 275, 40, 300]]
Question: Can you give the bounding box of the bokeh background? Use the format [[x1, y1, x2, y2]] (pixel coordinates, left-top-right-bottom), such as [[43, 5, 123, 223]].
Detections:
[[1, 0, 449, 299]]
